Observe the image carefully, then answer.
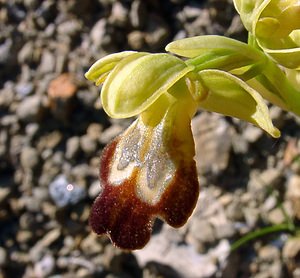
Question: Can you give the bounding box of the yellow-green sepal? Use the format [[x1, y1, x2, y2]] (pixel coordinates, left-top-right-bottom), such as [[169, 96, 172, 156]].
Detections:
[[233, 0, 269, 33], [196, 69, 280, 138], [257, 33, 300, 69], [165, 35, 263, 61], [255, 0, 300, 38], [85, 51, 137, 85], [101, 53, 194, 118], [234, 0, 300, 69]]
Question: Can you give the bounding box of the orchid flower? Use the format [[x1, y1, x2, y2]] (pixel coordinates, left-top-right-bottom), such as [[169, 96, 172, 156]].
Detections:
[[233, 0, 300, 69], [85, 38, 283, 249]]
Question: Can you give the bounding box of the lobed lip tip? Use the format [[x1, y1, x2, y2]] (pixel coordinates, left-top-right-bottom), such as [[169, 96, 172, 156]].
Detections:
[[88, 114, 199, 250]]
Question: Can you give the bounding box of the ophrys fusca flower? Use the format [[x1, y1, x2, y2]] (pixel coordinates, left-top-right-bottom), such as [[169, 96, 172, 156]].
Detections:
[[85, 41, 280, 249]]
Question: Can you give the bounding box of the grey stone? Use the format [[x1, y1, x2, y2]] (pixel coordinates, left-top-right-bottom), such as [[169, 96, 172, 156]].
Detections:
[[1, 114, 18, 127], [49, 175, 86, 207], [109, 1, 129, 27], [56, 256, 96, 273], [80, 134, 98, 156], [270, 106, 285, 129], [43, 23, 56, 38], [214, 222, 236, 239], [0, 187, 10, 206], [34, 254, 55, 278], [88, 180, 102, 199], [243, 125, 263, 143], [99, 125, 124, 144], [143, 261, 180, 278], [37, 131, 63, 151], [24, 0, 39, 9], [25, 123, 39, 139], [90, 19, 112, 48], [283, 238, 300, 259], [243, 207, 260, 228], [286, 175, 300, 219], [173, 30, 187, 41], [0, 82, 15, 108], [293, 268, 300, 278], [258, 245, 280, 261], [267, 207, 285, 225], [33, 187, 49, 204], [0, 39, 12, 64], [39, 156, 61, 187], [183, 4, 203, 20], [16, 95, 44, 122], [283, 238, 300, 275], [65, 136, 80, 160], [87, 123, 103, 141], [261, 195, 277, 212], [22, 194, 42, 212], [130, 0, 146, 29], [136, 224, 230, 278], [39, 50, 56, 74], [226, 200, 244, 221], [10, 135, 26, 163], [268, 261, 284, 278], [18, 41, 34, 64], [30, 229, 61, 262], [71, 164, 90, 182], [144, 15, 169, 50], [80, 233, 103, 255], [248, 168, 282, 201], [0, 247, 7, 266], [19, 212, 36, 230], [20, 146, 40, 170], [257, 168, 282, 186], [55, 51, 68, 74], [127, 31, 145, 50], [15, 82, 34, 98], [0, 129, 8, 147], [35, 0, 57, 24], [192, 112, 233, 175], [57, 19, 82, 37], [188, 219, 216, 244]]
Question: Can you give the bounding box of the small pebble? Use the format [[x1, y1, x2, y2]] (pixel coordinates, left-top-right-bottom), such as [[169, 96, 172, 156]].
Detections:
[[20, 146, 40, 170], [0, 247, 7, 266], [16, 95, 44, 122], [49, 175, 86, 207]]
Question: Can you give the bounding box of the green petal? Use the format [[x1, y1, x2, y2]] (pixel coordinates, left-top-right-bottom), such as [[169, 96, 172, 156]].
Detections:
[[197, 69, 280, 138], [257, 35, 300, 69], [256, 1, 300, 38], [165, 35, 263, 61], [85, 51, 137, 84], [233, 0, 270, 33], [234, 0, 300, 69], [101, 53, 194, 118]]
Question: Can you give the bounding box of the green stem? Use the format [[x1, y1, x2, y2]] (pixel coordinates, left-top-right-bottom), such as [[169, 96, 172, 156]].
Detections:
[[186, 51, 256, 73], [247, 33, 261, 50], [230, 223, 295, 252]]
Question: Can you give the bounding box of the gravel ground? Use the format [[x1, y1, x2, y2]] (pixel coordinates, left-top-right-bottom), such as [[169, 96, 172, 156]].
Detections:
[[0, 0, 300, 277]]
